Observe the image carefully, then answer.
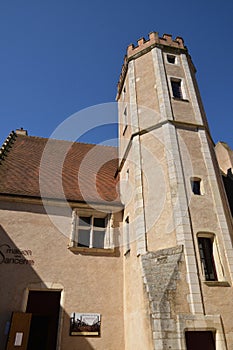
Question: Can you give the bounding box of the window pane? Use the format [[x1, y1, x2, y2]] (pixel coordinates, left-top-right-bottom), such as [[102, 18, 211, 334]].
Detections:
[[198, 237, 217, 281], [94, 218, 106, 228], [78, 229, 90, 247], [93, 230, 105, 248], [79, 216, 91, 226]]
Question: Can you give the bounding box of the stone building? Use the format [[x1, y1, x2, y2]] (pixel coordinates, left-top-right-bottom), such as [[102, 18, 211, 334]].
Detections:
[[0, 32, 233, 350]]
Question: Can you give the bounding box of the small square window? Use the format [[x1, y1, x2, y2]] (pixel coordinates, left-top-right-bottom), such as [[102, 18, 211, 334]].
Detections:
[[167, 54, 176, 64]]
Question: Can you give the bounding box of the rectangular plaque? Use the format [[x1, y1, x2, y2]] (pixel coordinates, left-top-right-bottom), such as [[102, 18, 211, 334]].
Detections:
[[70, 313, 101, 336], [14, 332, 23, 346]]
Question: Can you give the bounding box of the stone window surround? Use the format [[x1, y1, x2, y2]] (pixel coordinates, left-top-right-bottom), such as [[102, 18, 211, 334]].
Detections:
[[167, 75, 189, 101], [164, 52, 180, 66], [190, 176, 204, 195], [177, 314, 227, 350], [196, 232, 227, 284], [166, 53, 178, 65]]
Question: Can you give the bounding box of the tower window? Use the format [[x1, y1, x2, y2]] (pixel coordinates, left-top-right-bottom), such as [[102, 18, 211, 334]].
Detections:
[[190, 178, 202, 195], [124, 216, 130, 255], [123, 106, 128, 135], [171, 79, 183, 99], [198, 237, 217, 281], [167, 54, 176, 64]]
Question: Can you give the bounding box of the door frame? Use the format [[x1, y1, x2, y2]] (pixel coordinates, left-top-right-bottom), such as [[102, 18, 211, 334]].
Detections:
[[22, 283, 64, 350]]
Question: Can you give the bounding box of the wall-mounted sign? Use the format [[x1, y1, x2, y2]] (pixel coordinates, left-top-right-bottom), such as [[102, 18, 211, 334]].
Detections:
[[70, 313, 101, 336], [14, 332, 23, 346], [0, 244, 34, 265]]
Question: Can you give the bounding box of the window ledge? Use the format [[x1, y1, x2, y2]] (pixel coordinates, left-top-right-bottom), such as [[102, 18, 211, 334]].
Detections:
[[203, 281, 231, 287], [68, 246, 115, 254], [172, 97, 189, 102]]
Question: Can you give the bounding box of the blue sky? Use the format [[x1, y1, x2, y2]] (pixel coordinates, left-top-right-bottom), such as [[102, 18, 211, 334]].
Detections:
[[0, 0, 232, 147]]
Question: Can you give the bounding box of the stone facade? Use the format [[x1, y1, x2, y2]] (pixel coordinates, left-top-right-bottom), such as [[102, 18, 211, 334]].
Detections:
[[0, 32, 233, 350], [117, 32, 233, 349]]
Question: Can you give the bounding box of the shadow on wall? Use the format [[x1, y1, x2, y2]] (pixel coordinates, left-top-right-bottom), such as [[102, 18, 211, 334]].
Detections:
[[222, 169, 233, 216], [0, 225, 94, 350]]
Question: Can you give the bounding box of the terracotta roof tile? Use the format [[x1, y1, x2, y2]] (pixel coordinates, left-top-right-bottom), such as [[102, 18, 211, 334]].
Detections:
[[0, 132, 121, 205]]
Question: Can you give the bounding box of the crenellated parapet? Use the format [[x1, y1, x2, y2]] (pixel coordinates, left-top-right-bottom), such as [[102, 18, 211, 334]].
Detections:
[[0, 131, 17, 163], [127, 32, 185, 57], [117, 32, 186, 99]]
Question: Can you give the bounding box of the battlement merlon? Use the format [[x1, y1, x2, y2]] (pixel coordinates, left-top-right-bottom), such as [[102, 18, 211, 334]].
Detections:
[[116, 32, 195, 100]]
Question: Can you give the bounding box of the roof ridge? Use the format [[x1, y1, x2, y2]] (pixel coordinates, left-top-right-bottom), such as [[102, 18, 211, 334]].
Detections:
[[0, 131, 17, 164], [17, 134, 118, 149]]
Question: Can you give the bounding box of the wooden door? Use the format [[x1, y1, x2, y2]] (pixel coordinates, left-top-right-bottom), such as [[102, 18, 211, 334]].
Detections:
[[26, 291, 61, 350], [6, 312, 32, 350]]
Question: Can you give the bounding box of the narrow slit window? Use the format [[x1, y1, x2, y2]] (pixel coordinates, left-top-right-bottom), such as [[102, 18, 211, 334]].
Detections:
[[198, 237, 217, 281], [124, 216, 130, 254], [171, 79, 183, 99], [123, 106, 128, 134]]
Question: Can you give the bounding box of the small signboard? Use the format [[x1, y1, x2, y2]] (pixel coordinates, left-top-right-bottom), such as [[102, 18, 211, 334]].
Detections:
[[14, 332, 23, 346], [70, 313, 101, 336]]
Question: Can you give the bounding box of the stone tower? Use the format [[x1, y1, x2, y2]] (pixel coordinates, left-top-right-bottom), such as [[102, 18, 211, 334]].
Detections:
[[117, 32, 233, 349]]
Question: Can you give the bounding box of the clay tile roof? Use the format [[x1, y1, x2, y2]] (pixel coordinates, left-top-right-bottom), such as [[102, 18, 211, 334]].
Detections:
[[0, 132, 121, 206]]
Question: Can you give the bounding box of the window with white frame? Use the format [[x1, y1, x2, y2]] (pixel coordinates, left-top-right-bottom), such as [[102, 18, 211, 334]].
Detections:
[[71, 211, 111, 249]]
